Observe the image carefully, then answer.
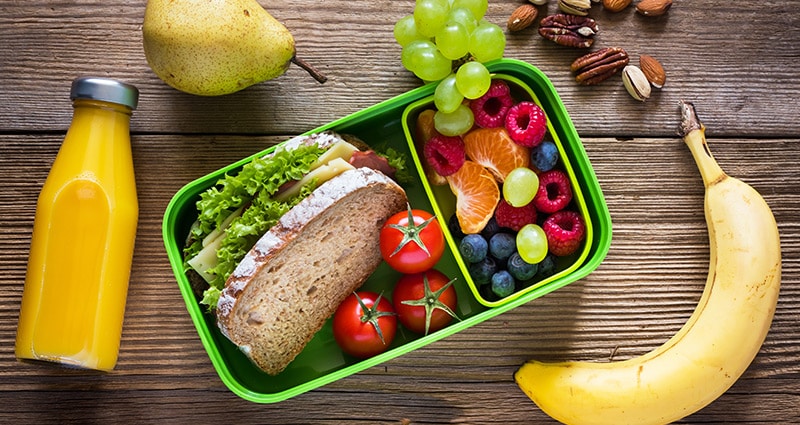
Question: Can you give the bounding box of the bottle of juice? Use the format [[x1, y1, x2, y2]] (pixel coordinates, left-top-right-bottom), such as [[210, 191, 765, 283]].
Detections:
[[15, 77, 139, 371]]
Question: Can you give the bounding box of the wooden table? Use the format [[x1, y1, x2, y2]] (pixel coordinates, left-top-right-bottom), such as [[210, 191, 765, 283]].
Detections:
[[1, 1, 798, 423]]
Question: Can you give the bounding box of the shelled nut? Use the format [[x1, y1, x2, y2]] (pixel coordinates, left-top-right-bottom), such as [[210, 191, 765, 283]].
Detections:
[[508, 4, 538, 32], [636, 0, 672, 16], [571, 47, 630, 85], [639, 54, 666, 88], [603, 0, 631, 12], [539, 14, 599, 48]]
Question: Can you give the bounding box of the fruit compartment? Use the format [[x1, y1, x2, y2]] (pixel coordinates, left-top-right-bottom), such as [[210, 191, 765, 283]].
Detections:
[[162, 59, 611, 404], [402, 73, 594, 307]]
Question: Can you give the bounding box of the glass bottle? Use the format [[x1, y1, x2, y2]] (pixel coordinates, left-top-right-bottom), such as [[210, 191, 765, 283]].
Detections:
[[15, 77, 139, 371]]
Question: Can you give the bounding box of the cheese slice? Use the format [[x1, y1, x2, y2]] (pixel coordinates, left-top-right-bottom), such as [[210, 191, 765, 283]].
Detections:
[[274, 157, 355, 202], [188, 233, 226, 284]]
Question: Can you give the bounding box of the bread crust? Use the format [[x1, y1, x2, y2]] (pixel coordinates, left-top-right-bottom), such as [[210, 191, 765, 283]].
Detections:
[[216, 167, 407, 375]]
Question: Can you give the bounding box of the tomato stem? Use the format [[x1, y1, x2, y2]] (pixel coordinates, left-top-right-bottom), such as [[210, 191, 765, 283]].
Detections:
[[389, 203, 437, 257], [401, 274, 460, 336], [354, 292, 395, 344]]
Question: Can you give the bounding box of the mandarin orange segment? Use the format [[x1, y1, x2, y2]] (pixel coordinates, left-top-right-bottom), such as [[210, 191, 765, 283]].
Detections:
[[463, 127, 530, 182], [446, 160, 500, 234]]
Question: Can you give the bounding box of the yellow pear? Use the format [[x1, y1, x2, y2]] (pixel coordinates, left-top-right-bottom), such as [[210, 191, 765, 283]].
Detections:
[[142, 0, 325, 96]]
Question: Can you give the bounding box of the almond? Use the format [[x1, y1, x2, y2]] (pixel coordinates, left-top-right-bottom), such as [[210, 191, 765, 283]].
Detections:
[[639, 54, 666, 88], [507, 4, 538, 32], [602, 0, 631, 12], [635, 0, 672, 16]]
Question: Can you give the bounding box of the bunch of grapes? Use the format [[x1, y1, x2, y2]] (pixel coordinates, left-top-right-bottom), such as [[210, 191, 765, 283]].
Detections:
[[394, 0, 506, 136]]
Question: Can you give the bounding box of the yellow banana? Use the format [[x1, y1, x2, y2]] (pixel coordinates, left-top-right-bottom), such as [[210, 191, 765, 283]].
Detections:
[[514, 101, 781, 425]]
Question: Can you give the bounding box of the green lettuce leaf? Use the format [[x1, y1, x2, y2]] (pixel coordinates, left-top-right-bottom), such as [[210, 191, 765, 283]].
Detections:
[[187, 144, 324, 308]]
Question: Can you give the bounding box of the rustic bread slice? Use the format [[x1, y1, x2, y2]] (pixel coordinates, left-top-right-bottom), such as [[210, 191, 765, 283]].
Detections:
[[216, 167, 407, 375]]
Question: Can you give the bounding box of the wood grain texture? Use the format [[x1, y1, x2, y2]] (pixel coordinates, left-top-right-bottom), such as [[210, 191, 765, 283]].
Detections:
[[1, 0, 799, 423]]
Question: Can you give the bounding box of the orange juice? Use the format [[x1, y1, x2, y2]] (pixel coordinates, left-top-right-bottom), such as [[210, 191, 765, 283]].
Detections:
[[16, 77, 139, 371]]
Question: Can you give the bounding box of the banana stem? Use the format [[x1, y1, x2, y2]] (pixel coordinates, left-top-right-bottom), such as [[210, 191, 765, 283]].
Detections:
[[292, 56, 327, 84], [680, 101, 726, 187]]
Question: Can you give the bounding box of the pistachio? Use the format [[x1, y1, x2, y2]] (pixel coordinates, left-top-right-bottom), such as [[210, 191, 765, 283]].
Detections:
[[529, 0, 548, 5], [559, 0, 591, 16], [622, 65, 651, 101]]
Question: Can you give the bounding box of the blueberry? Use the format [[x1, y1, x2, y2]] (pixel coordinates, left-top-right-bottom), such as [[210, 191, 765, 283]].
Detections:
[[536, 253, 557, 279], [489, 233, 516, 262], [507, 252, 538, 281], [491, 271, 515, 298], [459, 234, 488, 263], [469, 257, 497, 286], [448, 213, 466, 240], [480, 216, 502, 240], [532, 140, 559, 172]]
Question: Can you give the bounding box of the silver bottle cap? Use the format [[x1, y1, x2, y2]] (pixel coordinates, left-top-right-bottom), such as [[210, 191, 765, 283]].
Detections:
[[70, 77, 139, 110]]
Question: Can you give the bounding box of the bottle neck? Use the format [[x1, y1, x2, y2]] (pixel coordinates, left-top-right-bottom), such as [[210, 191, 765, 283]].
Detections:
[[72, 98, 133, 117]]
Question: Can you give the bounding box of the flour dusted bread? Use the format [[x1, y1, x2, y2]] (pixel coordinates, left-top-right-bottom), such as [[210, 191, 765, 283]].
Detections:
[[216, 167, 407, 375]]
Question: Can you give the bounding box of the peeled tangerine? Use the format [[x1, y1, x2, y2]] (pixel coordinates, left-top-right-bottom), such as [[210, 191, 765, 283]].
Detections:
[[463, 127, 530, 182], [142, 0, 324, 96], [447, 161, 500, 234]]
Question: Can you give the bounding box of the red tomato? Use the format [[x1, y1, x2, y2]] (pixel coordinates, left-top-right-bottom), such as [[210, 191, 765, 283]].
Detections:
[[380, 205, 445, 274], [392, 269, 459, 336], [333, 291, 397, 359]]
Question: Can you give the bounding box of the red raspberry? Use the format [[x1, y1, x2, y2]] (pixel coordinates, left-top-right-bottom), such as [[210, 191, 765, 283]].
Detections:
[[543, 210, 586, 256], [470, 80, 514, 128], [423, 134, 466, 176], [494, 199, 537, 232], [504, 101, 547, 147], [533, 169, 572, 214]]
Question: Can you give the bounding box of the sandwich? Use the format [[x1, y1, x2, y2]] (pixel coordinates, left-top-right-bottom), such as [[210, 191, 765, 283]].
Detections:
[[183, 131, 409, 374]]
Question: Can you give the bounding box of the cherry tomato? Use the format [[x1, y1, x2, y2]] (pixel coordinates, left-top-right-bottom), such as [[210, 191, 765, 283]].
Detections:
[[333, 291, 397, 359], [392, 269, 459, 336], [380, 204, 445, 274]]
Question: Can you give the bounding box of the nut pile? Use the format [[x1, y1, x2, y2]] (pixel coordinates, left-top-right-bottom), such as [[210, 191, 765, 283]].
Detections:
[[505, 0, 671, 101]]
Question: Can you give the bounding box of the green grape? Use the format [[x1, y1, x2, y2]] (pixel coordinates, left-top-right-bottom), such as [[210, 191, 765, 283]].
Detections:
[[448, 7, 478, 34], [503, 167, 539, 207], [414, 0, 451, 37], [517, 224, 548, 264], [455, 61, 491, 99], [451, 0, 488, 21], [468, 22, 506, 63], [434, 104, 474, 136], [411, 47, 452, 81], [394, 14, 426, 47], [401, 39, 436, 73], [434, 74, 464, 114], [435, 21, 469, 60]]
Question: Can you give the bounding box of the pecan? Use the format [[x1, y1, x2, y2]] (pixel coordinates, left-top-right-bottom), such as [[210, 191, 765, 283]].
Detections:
[[570, 47, 629, 85], [538, 14, 599, 48]]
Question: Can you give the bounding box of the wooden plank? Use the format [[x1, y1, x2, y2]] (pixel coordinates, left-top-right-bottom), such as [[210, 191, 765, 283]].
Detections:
[[0, 1, 798, 137]]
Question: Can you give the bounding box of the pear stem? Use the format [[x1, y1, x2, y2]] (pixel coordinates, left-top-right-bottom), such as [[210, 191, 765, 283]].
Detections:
[[292, 56, 327, 84]]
